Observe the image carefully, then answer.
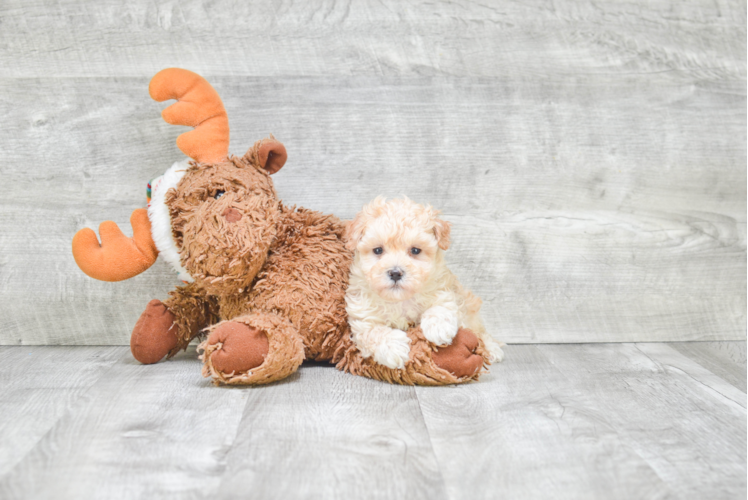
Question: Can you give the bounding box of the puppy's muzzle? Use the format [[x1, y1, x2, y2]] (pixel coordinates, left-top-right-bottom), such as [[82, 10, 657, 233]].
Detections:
[[388, 268, 404, 283]]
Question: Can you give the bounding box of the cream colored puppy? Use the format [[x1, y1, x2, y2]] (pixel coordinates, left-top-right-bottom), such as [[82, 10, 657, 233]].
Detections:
[[345, 197, 504, 369]]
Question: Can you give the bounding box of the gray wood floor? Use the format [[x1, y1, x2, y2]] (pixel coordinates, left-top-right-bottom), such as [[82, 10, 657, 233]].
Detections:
[[0, 342, 744, 499]]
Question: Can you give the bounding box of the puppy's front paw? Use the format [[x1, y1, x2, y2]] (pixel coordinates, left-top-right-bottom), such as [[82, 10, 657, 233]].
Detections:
[[372, 329, 411, 369], [421, 306, 459, 346], [484, 337, 506, 363]]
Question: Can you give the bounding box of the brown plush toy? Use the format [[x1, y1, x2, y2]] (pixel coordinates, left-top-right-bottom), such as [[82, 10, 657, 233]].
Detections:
[[72, 68, 491, 385]]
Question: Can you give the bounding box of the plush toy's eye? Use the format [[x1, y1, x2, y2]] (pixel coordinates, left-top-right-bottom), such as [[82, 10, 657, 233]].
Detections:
[[373, 247, 383, 255], [410, 247, 421, 255], [214, 190, 225, 199]]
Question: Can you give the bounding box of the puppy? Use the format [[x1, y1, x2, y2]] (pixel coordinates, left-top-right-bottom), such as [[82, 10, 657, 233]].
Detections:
[[344, 197, 504, 369]]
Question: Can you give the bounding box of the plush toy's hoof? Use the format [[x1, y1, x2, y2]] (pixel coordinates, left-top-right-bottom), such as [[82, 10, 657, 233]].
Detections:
[[205, 321, 269, 375], [432, 328, 484, 378], [130, 299, 178, 364]]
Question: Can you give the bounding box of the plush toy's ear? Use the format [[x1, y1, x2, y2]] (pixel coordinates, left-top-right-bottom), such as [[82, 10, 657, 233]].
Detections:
[[245, 137, 288, 174], [258, 139, 287, 174], [433, 217, 452, 250]]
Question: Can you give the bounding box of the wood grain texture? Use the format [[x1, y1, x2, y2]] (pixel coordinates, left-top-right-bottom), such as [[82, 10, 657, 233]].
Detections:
[[1, 0, 744, 79], [0, 346, 122, 477], [416, 343, 747, 500], [0, 0, 744, 344], [671, 341, 747, 392], [0, 349, 249, 500], [215, 363, 446, 500], [0, 343, 744, 499]]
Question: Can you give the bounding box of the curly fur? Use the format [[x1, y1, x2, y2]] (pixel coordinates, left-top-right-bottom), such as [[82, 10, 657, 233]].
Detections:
[[199, 313, 306, 385], [332, 326, 486, 385], [151, 143, 494, 386], [91, 70, 495, 386], [344, 197, 505, 370], [166, 154, 280, 296]]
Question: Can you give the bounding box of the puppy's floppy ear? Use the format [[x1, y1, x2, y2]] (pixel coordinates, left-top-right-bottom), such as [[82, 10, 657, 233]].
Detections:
[[345, 213, 367, 251], [346, 196, 387, 251], [433, 218, 452, 250]]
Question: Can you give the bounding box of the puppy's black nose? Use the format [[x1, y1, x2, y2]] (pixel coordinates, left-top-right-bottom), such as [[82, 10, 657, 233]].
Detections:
[[388, 269, 404, 282]]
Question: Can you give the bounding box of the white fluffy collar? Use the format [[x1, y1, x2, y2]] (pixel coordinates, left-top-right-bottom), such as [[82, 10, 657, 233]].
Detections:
[[147, 160, 194, 283]]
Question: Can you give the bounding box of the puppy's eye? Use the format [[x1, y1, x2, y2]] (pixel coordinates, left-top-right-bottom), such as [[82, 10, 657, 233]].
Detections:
[[410, 247, 421, 255], [214, 190, 225, 199], [373, 247, 384, 255]]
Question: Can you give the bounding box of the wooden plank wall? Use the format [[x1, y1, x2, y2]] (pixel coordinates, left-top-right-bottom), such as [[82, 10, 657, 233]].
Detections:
[[0, 0, 745, 345]]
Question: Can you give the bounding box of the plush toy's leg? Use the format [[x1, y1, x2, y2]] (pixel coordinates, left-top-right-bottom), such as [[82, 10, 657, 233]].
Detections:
[[198, 312, 306, 386], [130, 283, 218, 364], [431, 328, 485, 378], [130, 299, 177, 364], [335, 326, 491, 386]]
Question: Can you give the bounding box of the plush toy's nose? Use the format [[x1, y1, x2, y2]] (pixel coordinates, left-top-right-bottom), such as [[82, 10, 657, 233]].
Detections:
[[223, 207, 243, 223]]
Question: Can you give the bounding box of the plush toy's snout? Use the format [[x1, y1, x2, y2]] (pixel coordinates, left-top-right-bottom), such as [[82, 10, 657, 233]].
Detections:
[[223, 207, 243, 223]]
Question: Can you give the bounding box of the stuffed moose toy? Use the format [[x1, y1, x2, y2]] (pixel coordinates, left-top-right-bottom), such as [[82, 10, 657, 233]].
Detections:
[[72, 68, 492, 385]]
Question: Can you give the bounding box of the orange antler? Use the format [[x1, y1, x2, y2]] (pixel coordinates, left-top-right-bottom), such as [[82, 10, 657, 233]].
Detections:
[[149, 68, 230, 164], [72, 209, 159, 282]]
